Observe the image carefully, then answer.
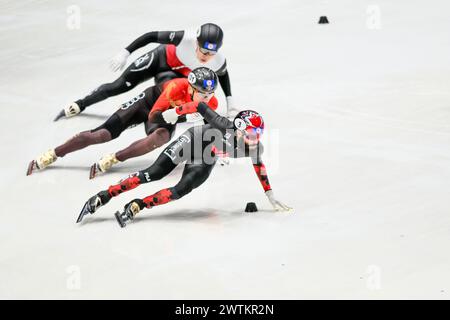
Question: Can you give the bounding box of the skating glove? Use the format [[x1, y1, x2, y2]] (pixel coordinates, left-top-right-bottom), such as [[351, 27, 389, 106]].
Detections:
[[265, 190, 292, 212], [161, 108, 179, 124], [226, 96, 239, 118], [110, 49, 130, 72], [186, 112, 204, 123]]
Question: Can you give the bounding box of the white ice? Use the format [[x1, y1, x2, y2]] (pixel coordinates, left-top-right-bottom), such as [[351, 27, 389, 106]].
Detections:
[[0, 0, 449, 299]]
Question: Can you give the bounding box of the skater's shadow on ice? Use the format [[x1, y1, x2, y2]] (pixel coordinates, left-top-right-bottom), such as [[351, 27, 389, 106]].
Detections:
[[106, 162, 185, 175], [40, 161, 187, 177], [45, 165, 88, 172], [137, 209, 249, 224], [80, 217, 113, 225], [139, 209, 223, 222], [82, 209, 243, 226], [76, 113, 109, 121]]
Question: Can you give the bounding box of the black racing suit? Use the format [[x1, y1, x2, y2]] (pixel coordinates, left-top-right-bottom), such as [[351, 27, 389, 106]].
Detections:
[[75, 30, 232, 111], [91, 83, 175, 140], [101, 103, 271, 210], [53, 79, 179, 159]]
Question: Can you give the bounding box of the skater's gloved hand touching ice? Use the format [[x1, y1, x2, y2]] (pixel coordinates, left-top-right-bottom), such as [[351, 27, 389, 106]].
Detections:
[[265, 190, 292, 212], [110, 49, 131, 72], [252, 162, 292, 212]]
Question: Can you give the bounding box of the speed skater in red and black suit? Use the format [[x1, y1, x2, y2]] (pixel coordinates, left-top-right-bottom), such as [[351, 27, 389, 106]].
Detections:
[[26, 67, 219, 178]]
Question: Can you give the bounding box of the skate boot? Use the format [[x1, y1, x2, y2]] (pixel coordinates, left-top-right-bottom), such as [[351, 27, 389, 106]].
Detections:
[[77, 190, 111, 223], [89, 153, 120, 179], [115, 200, 144, 228], [26, 149, 57, 176], [54, 102, 81, 121]]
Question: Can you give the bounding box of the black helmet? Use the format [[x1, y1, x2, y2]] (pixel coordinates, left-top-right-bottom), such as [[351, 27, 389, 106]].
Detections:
[[188, 67, 218, 93], [196, 23, 224, 52]]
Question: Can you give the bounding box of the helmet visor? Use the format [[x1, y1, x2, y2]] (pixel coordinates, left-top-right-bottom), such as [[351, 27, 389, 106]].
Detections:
[[199, 47, 217, 56], [193, 88, 215, 101], [190, 78, 216, 94], [198, 41, 218, 55], [243, 127, 263, 145]]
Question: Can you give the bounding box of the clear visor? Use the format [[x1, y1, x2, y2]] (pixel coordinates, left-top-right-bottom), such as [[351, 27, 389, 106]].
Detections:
[[243, 127, 263, 145], [193, 88, 215, 100], [198, 46, 217, 56]]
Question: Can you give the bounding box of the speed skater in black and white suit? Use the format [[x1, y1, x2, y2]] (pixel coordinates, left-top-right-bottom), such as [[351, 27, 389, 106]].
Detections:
[[55, 23, 239, 121]]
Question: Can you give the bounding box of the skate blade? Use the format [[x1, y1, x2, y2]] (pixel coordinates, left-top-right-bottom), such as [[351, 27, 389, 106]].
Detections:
[[114, 211, 127, 228], [76, 202, 90, 223], [53, 109, 65, 122], [26, 160, 36, 176], [89, 163, 98, 180]]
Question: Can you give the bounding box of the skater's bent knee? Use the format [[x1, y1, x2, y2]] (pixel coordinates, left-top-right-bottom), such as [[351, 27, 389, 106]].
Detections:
[[92, 114, 123, 139], [173, 184, 194, 199], [144, 129, 170, 150], [154, 128, 170, 142], [93, 129, 112, 143], [108, 77, 132, 93], [80, 129, 111, 144], [74, 131, 93, 144], [168, 187, 181, 200]]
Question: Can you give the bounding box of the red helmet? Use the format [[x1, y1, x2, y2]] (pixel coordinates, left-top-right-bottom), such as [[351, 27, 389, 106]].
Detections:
[[233, 110, 264, 145]]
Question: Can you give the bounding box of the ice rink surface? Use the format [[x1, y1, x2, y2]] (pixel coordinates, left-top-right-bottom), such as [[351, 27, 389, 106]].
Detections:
[[1, 0, 449, 299]]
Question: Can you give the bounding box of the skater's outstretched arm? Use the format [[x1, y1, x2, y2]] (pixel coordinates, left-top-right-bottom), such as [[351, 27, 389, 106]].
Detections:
[[252, 158, 292, 212], [215, 61, 235, 116], [197, 102, 233, 129], [151, 96, 218, 125], [125, 30, 185, 53], [252, 162, 272, 193], [218, 70, 231, 97], [162, 101, 232, 129], [110, 31, 185, 72]]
